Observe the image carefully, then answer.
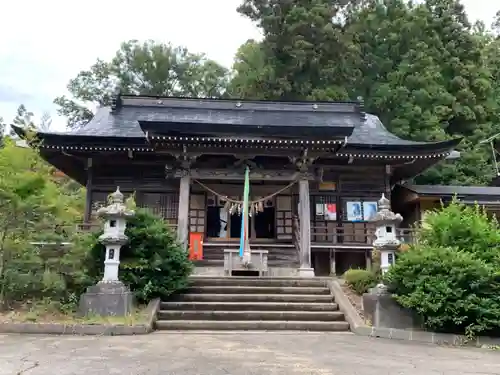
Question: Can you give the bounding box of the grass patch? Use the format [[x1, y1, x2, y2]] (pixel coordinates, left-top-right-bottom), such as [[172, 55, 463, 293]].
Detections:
[[0, 300, 149, 326]]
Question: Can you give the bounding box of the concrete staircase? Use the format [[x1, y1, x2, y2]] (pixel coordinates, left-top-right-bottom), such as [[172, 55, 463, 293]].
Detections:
[[156, 277, 350, 331]]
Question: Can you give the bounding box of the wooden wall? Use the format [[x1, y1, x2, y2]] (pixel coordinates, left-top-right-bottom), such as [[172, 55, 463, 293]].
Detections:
[[309, 166, 387, 244], [88, 163, 388, 244]]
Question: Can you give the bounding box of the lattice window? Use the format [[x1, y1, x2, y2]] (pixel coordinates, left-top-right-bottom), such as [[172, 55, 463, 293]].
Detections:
[[140, 192, 179, 221], [276, 195, 293, 239], [189, 194, 206, 233], [162, 194, 179, 219]]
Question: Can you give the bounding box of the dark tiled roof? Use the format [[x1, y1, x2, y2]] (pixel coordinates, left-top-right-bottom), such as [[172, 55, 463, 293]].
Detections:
[[402, 184, 500, 197], [32, 97, 458, 149], [72, 107, 143, 138], [60, 108, 428, 146], [355, 114, 428, 146], [71, 97, 361, 139]]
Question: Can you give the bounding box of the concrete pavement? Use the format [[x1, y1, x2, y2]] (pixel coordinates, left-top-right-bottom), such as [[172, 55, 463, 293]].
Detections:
[[0, 331, 499, 374]]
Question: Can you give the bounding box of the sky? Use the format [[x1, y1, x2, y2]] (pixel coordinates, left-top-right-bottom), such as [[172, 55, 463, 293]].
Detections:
[[0, 0, 496, 131]]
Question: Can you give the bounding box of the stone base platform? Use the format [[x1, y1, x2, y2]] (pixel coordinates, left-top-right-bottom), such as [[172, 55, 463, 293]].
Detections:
[[79, 281, 134, 317]]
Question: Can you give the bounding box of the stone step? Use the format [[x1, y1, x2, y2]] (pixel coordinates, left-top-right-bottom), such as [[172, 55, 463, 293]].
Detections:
[[201, 254, 298, 262], [160, 301, 339, 311], [203, 254, 298, 262], [192, 259, 298, 267], [172, 293, 334, 303], [192, 260, 223, 267], [158, 310, 345, 321], [189, 277, 328, 288], [186, 286, 330, 295], [155, 320, 350, 331]]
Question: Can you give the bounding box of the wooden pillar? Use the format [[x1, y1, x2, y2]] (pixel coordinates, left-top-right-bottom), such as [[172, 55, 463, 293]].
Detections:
[[330, 249, 336, 276], [84, 158, 93, 223], [298, 179, 314, 277], [384, 165, 392, 200], [365, 250, 372, 271], [177, 173, 191, 251]]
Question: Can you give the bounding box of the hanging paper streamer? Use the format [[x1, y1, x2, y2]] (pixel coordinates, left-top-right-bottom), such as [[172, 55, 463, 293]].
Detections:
[[239, 166, 250, 257]]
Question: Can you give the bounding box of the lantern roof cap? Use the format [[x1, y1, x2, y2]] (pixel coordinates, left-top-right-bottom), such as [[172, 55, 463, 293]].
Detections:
[[370, 194, 403, 224], [97, 187, 135, 218]]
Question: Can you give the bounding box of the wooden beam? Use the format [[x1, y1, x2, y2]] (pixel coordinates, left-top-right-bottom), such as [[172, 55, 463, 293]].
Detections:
[[176, 169, 315, 181], [156, 146, 329, 159], [84, 158, 93, 223]]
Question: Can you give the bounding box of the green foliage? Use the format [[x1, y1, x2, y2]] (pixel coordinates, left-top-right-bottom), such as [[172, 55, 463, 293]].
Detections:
[[0, 117, 6, 138], [386, 200, 500, 336], [343, 268, 378, 295], [235, 0, 500, 185], [0, 137, 86, 308], [85, 209, 193, 303], [237, 0, 356, 100], [418, 200, 500, 263], [347, 0, 497, 185], [385, 246, 500, 336], [54, 40, 229, 128], [227, 39, 270, 99]]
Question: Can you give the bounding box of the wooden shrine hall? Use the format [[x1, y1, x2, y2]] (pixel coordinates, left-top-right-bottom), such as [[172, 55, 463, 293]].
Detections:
[[14, 94, 461, 276]]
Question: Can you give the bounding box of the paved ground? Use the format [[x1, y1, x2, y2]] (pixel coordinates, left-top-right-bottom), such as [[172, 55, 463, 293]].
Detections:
[[0, 332, 499, 375]]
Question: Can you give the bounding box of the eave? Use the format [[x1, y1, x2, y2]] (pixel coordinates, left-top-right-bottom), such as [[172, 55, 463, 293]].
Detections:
[[393, 184, 500, 206], [344, 137, 462, 154], [139, 120, 354, 140]]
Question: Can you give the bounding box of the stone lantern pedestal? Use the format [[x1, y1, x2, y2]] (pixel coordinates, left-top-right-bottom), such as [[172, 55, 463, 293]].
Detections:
[[79, 187, 135, 317], [79, 282, 134, 317]]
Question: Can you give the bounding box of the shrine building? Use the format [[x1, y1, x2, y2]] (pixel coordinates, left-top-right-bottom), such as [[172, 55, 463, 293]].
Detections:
[[14, 94, 462, 276]]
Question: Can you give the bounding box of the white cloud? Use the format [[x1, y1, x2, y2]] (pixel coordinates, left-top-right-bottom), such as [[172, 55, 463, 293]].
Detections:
[[0, 0, 496, 131]]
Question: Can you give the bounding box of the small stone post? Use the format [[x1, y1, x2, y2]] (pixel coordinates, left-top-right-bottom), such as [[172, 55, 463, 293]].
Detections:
[[371, 193, 403, 275], [79, 187, 135, 317]]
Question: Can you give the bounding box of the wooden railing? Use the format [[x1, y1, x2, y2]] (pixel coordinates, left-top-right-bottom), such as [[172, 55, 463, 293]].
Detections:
[[397, 228, 417, 244], [76, 221, 178, 233], [310, 226, 417, 246]]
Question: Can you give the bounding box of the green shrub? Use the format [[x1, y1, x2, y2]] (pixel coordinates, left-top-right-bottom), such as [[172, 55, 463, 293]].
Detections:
[[2, 236, 93, 309], [419, 200, 500, 264], [386, 199, 500, 336], [343, 269, 378, 295], [385, 245, 500, 336], [85, 209, 193, 303]]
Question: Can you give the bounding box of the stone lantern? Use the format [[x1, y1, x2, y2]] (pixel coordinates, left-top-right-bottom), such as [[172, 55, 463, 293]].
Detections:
[[79, 187, 135, 317], [96, 187, 134, 282], [363, 194, 418, 329], [370, 193, 403, 275]]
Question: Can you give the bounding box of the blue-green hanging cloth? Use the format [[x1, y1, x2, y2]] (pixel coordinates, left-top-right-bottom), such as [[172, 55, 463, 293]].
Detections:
[[239, 166, 250, 257]]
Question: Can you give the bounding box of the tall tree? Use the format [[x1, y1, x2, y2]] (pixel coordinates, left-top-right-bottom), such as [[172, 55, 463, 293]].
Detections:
[[344, 0, 498, 184], [0, 138, 84, 308], [38, 112, 53, 132], [0, 118, 5, 138], [55, 40, 230, 128], [236, 0, 499, 184], [227, 39, 269, 99], [12, 105, 35, 130], [237, 0, 360, 101]]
